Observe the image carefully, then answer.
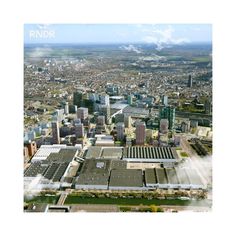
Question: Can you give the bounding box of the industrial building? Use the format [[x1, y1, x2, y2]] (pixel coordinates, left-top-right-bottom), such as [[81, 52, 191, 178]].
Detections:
[[75, 159, 128, 190], [145, 168, 205, 190], [24, 146, 80, 190], [84, 146, 123, 159], [122, 146, 179, 163], [75, 159, 111, 190], [109, 169, 143, 190]]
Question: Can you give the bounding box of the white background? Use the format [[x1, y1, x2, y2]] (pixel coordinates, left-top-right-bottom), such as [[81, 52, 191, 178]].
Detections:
[[0, 0, 236, 235]]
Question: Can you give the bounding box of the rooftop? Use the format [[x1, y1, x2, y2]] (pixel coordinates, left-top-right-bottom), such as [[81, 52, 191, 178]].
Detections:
[[109, 169, 143, 187], [145, 168, 157, 184], [123, 146, 179, 161]]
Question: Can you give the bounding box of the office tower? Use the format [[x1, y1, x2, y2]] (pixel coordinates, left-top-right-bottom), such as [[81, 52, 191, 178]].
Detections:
[[75, 123, 84, 138], [28, 130, 36, 141], [159, 119, 169, 134], [77, 107, 88, 122], [188, 74, 193, 88], [181, 120, 190, 133], [26, 141, 37, 157], [135, 122, 146, 145], [97, 116, 105, 126], [100, 94, 110, 106], [116, 122, 125, 141], [127, 94, 133, 105], [51, 121, 60, 144], [54, 109, 65, 122], [205, 99, 212, 115], [161, 95, 168, 106], [124, 115, 132, 128], [64, 102, 69, 115], [73, 91, 83, 107], [159, 105, 175, 130], [100, 105, 111, 124], [69, 104, 77, 114]]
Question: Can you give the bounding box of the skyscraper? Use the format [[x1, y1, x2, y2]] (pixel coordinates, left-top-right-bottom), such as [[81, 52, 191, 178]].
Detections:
[[51, 121, 60, 144], [124, 115, 132, 128], [188, 75, 193, 88], [100, 94, 110, 106], [100, 105, 111, 124], [159, 119, 169, 133], [26, 141, 37, 157], [97, 116, 105, 126], [205, 99, 212, 114], [127, 94, 133, 105], [159, 105, 175, 130], [64, 102, 69, 115], [75, 123, 84, 138], [161, 95, 168, 106], [116, 122, 125, 141], [73, 91, 83, 107], [135, 121, 146, 145], [77, 107, 88, 122]]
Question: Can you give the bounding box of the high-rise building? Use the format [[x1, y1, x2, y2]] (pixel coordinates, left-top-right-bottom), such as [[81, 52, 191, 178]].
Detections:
[[127, 94, 133, 105], [161, 95, 168, 106], [124, 115, 132, 128], [135, 122, 146, 145], [54, 109, 65, 122], [205, 99, 212, 115], [159, 119, 169, 133], [77, 107, 88, 122], [188, 75, 193, 88], [26, 141, 37, 157], [100, 94, 110, 106], [181, 120, 190, 133], [69, 104, 77, 114], [64, 102, 69, 115], [100, 105, 111, 124], [159, 105, 175, 130], [73, 91, 83, 107], [116, 122, 125, 141], [75, 123, 84, 138], [51, 121, 60, 144], [97, 116, 105, 126]]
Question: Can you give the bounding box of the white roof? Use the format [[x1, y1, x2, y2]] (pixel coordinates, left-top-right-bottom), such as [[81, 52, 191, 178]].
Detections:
[[31, 144, 80, 162]]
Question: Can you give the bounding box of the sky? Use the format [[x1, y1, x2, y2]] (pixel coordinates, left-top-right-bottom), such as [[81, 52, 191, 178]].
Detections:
[[24, 24, 212, 45]]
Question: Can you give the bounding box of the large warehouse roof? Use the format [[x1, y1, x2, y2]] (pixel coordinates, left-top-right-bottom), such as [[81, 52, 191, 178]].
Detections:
[[145, 168, 157, 185], [31, 145, 80, 162], [109, 169, 143, 188], [155, 168, 168, 184], [85, 146, 123, 159], [123, 146, 178, 162]]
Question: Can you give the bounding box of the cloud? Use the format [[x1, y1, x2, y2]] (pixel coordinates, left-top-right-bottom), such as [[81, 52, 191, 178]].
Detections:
[[37, 24, 51, 30], [142, 25, 190, 50], [26, 47, 53, 58], [120, 44, 142, 54]]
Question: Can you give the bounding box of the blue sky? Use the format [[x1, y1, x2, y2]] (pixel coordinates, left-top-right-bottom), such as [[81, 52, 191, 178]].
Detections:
[[24, 24, 212, 44]]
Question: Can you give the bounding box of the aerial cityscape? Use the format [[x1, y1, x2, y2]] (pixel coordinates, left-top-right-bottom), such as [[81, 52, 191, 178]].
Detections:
[[24, 24, 212, 212]]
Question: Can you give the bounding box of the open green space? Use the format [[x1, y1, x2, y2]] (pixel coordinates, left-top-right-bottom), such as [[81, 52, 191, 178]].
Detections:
[[24, 195, 59, 204], [64, 196, 211, 207]]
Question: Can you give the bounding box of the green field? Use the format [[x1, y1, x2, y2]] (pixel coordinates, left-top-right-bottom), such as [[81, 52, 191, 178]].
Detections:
[[24, 195, 59, 204], [64, 196, 211, 207]]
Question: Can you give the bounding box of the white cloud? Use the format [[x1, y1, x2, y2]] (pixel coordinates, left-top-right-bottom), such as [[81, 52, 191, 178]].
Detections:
[[142, 25, 190, 50], [120, 44, 142, 53]]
